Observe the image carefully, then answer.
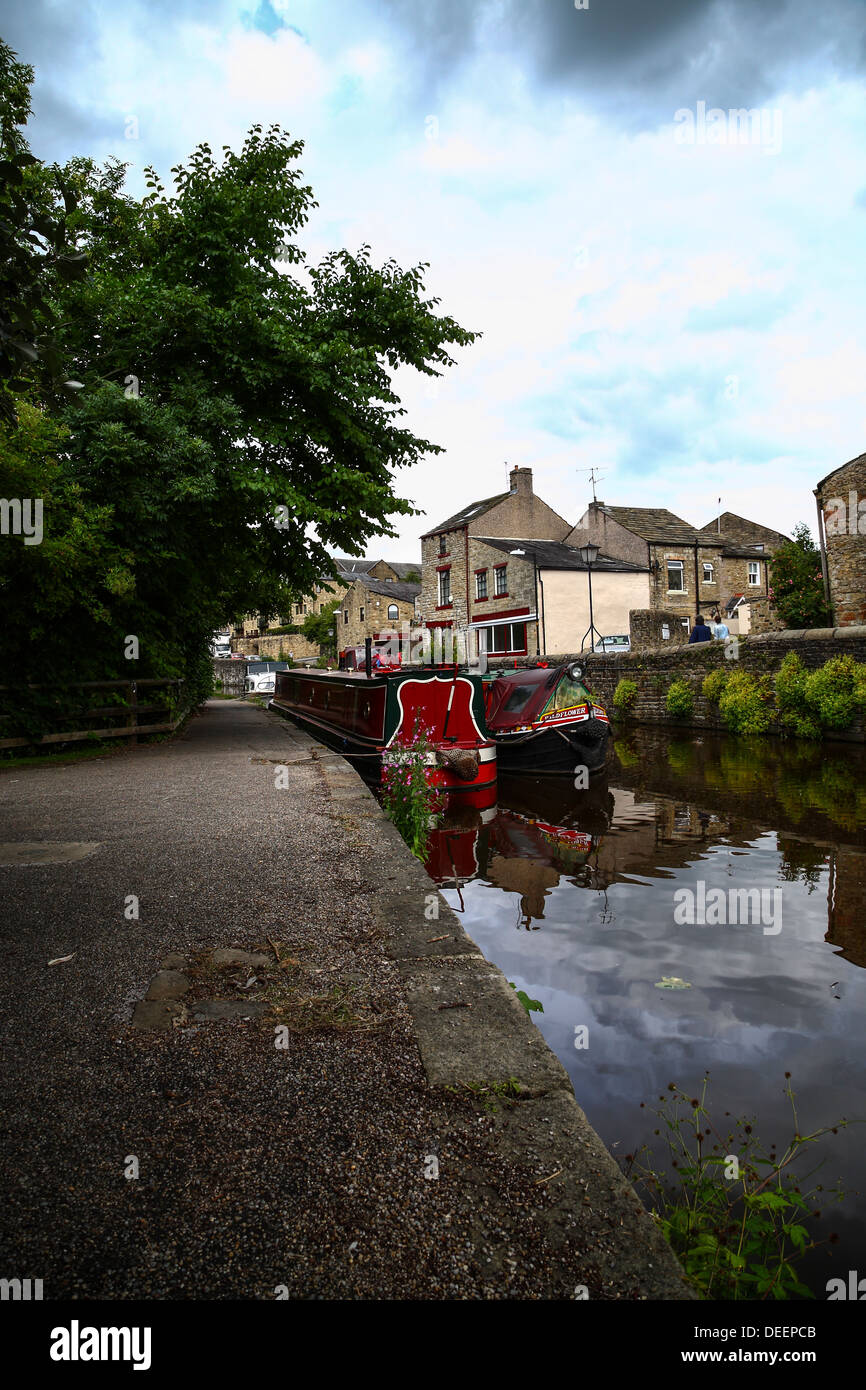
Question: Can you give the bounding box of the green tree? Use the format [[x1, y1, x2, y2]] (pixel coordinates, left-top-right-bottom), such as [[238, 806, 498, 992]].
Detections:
[[768, 523, 831, 630], [1, 56, 477, 731], [0, 41, 87, 425], [301, 598, 342, 654]]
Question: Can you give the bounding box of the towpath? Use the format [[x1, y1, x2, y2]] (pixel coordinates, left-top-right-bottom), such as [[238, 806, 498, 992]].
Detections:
[[0, 698, 692, 1299]]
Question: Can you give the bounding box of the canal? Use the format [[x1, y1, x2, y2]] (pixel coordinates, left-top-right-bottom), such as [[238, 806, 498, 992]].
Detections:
[[425, 727, 866, 1298]]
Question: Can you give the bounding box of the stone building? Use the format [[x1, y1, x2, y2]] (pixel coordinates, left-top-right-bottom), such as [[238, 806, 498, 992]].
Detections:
[[815, 451, 866, 626], [339, 576, 421, 651], [418, 467, 573, 657], [233, 555, 421, 655], [568, 502, 780, 632]]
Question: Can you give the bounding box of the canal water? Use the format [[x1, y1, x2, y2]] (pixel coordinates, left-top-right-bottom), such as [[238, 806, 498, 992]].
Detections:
[[425, 728, 866, 1298]]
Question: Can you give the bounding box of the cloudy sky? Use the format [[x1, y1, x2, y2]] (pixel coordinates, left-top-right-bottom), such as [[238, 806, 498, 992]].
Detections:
[[4, 0, 866, 558]]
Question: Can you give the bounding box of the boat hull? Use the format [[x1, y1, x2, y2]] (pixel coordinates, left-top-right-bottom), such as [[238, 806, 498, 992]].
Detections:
[[269, 666, 497, 809], [493, 714, 610, 775]]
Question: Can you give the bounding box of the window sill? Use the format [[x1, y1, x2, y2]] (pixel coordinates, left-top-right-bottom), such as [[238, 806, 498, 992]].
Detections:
[[435, 603, 453, 611]]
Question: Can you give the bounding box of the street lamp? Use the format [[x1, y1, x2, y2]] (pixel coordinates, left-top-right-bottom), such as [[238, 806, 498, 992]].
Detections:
[[578, 541, 603, 653]]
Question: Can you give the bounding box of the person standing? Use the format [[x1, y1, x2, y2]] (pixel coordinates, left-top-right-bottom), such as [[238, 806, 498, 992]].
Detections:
[[711, 611, 729, 640], [689, 614, 713, 643]]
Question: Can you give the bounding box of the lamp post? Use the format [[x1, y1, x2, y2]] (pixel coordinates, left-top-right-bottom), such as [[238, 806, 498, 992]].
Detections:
[[578, 541, 603, 652]]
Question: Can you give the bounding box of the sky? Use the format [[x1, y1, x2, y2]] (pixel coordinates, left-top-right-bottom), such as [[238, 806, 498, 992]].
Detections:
[[3, 0, 866, 560]]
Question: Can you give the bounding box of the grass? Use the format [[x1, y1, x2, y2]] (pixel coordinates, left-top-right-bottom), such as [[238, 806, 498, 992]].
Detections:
[[0, 741, 125, 771]]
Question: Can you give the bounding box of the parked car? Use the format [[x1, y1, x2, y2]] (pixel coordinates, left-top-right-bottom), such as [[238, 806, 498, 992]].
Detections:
[[593, 634, 631, 655], [245, 661, 290, 694]]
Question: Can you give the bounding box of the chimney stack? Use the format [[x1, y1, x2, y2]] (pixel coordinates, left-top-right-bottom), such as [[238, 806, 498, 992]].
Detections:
[[509, 466, 533, 496]]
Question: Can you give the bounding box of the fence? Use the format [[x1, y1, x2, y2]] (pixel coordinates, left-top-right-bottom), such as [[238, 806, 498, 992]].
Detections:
[[0, 678, 187, 750]]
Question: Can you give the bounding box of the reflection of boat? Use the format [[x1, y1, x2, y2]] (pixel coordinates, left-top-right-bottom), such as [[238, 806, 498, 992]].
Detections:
[[270, 666, 496, 808], [483, 661, 610, 774], [424, 771, 615, 893]]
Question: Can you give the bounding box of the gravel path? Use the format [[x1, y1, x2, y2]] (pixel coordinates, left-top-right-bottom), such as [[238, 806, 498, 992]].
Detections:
[[0, 699, 691, 1299]]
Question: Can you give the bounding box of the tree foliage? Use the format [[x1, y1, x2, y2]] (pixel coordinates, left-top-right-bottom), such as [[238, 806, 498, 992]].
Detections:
[[768, 523, 832, 630], [0, 48, 477, 738]]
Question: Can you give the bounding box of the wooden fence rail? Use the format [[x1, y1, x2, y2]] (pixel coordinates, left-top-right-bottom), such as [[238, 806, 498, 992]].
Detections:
[[0, 679, 187, 750]]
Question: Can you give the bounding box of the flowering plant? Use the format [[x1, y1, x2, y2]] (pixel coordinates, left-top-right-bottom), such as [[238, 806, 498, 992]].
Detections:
[[380, 715, 444, 859]]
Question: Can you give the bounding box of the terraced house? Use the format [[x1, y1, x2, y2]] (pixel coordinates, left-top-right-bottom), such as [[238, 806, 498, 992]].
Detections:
[[570, 502, 788, 634], [418, 468, 648, 657]]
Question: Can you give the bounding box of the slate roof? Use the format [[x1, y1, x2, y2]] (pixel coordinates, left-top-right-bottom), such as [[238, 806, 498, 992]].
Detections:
[[421, 492, 512, 539], [474, 536, 647, 572], [601, 506, 704, 544], [347, 577, 421, 603], [328, 557, 421, 580], [698, 512, 789, 548]]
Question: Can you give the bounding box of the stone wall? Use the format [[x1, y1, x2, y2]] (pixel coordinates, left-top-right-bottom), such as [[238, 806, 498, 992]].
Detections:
[[493, 626, 866, 741], [746, 596, 785, 635], [212, 659, 248, 695], [629, 608, 690, 649], [818, 452, 866, 627]]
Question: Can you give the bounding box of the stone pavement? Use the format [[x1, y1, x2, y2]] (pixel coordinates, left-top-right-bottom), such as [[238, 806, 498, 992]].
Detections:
[[0, 698, 692, 1299]]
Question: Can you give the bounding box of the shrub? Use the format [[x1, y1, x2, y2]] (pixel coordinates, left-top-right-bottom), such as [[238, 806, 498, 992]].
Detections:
[[624, 1075, 848, 1300], [775, 652, 821, 739], [613, 678, 638, 715], [702, 668, 728, 704], [804, 655, 861, 730], [718, 670, 775, 734], [666, 680, 694, 720], [380, 718, 444, 859]]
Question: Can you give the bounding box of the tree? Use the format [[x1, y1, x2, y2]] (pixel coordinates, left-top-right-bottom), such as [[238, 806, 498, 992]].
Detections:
[[768, 523, 832, 630], [302, 599, 341, 654], [403, 569, 421, 583], [0, 41, 87, 425], [1, 58, 478, 726]]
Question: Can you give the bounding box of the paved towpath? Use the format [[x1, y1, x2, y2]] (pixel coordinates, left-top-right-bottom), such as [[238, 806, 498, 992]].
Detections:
[[0, 699, 692, 1299]]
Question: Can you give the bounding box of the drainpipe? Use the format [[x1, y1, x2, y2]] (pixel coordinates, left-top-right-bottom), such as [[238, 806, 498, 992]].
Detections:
[[814, 489, 832, 619], [537, 565, 546, 657], [693, 542, 700, 620], [464, 526, 470, 659]]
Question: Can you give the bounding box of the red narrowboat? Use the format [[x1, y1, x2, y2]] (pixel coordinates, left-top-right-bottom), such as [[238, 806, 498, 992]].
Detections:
[[269, 665, 497, 809], [482, 660, 611, 775]]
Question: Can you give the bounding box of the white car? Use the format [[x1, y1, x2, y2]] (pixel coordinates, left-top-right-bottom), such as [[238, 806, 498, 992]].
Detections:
[[245, 661, 290, 694], [593, 634, 631, 655]]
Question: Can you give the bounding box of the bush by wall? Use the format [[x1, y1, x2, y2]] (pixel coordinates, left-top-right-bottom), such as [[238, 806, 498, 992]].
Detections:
[[613, 678, 638, 715], [717, 670, 775, 734], [666, 680, 694, 719], [702, 668, 728, 704]]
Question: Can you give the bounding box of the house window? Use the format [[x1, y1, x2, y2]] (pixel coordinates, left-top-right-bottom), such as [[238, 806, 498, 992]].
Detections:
[[748, 561, 760, 586], [439, 534, 447, 556], [667, 559, 685, 592], [494, 564, 507, 595], [343, 610, 348, 624], [438, 569, 451, 606], [387, 603, 398, 622], [359, 606, 365, 621], [681, 619, 690, 632], [703, 562, 715, 583], [477, 622, 526, 655], [475, 570, 488, 600]]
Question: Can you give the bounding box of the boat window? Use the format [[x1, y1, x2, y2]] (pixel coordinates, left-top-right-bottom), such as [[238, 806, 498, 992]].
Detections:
[[545, 674, 588, 713], [501, 684, 538, 713]]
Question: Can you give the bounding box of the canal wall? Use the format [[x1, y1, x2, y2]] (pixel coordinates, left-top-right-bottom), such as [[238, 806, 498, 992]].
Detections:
[[493, 626, 866, 742]]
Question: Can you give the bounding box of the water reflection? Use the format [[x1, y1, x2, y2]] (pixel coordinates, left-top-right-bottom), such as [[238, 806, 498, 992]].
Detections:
[[426, 729, 866, 1296]]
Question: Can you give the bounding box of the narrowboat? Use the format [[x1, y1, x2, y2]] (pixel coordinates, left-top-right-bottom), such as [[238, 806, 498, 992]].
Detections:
[[269, 665, 497, 809], [482, 660, 610, 774]]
